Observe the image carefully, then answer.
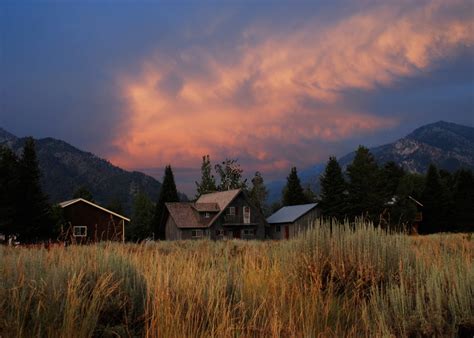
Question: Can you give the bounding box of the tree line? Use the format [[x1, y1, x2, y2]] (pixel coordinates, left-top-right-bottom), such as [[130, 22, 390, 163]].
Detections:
[[1, 140, 472, 243], [318, 146, 474, 233]]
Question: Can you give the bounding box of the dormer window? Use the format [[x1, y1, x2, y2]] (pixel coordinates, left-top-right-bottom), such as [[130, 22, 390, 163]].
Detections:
[[204, 212, 210, 218]]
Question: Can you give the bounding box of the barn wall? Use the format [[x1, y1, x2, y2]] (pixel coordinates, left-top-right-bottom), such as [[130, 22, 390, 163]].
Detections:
[[62, 201, 125, 243]]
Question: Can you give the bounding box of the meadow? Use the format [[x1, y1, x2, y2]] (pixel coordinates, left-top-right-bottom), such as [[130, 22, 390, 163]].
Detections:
[[0, 222, 473, 337]]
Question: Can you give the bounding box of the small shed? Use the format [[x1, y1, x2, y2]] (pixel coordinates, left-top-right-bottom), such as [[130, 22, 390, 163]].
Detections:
[[59, 198, 129, 243], [267, 203, 320, 239]]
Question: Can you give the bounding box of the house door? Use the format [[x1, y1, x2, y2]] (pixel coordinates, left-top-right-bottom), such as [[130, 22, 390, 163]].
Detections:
[[285, 225, 289, 239], [233, 229, 241, 239]]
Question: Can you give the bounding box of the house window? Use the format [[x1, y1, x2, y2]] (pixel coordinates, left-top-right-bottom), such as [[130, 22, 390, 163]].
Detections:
[[204, 212, 210, 218], [216, 229, 224, 236], [228, 207, 235, 216], [243, 206, 251, 224], [243, 229, 255, 236], [191, 230, 203, 238], [73, 226, 87, 237], [276, 225, 281, 233]]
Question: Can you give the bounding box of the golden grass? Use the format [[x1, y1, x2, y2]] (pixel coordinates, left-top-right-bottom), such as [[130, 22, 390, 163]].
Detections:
[[0, 222, 473, 337]]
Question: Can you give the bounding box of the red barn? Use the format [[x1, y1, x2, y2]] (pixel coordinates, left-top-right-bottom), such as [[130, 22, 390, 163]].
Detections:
[[59, 198, 129, 243]]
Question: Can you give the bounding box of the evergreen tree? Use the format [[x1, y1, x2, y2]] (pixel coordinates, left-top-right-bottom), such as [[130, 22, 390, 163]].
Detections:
[[107, 198, 124, 215], [379, 161, 405, 202], [420, 164, 450, 233], [215, 158, 247, 191], [319, 156, 347, 220], [346, 146, 382, 221], [153, 165, 179, 240], [195, 155, 217, 198], [391, 175, 419, 231], [249, 171, 268, 213], [73, 186, 94, 202], [0, 146, 20, 238], [129, 192, 155, 241], [282, 167, 308, 206], [452, 169, 474, 231], [16, 138, 52, 242]]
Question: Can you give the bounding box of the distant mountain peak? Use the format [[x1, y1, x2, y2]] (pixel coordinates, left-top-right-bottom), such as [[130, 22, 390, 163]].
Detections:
[[0, 127, 18, 143]]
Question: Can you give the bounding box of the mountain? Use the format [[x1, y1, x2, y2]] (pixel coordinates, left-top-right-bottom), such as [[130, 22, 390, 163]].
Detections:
[[267, 121, 474, 203], [0, 129, 186, 215], [339, 121, 474, 172]]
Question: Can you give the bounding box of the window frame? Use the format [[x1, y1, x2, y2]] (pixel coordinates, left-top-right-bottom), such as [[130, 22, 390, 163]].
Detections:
[[276, 225, 281, 233], [228, 207, 236, 216], [204, 212, 211, 218], [191, 229, 203, 238], [73, 226, 87, 237]]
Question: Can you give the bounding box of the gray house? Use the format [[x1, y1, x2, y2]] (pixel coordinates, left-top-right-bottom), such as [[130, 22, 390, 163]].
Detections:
[[267, 203, 320, 239], [164, 189, 268, 240]]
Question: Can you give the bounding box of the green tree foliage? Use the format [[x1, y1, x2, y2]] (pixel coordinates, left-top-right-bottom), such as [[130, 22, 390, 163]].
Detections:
[[0, 146, 20, 237], [16, 138, 53, 242], [346, 146, 383, 221], [282, 167, 308, 206], [420, 164, 450, 233], [195, 155, 217, 198], [319, 157, 347, 220], [452, 169, 474, 231], [249, 171, 268, 214], [153, 165, 179, 240], [73, 186, 94, 202], [107, 198, 125, 215], [379, 161, 405, 201], [215, 158, 247, 191], [390, 174, 423, 230], [129, 192, 155, 241]]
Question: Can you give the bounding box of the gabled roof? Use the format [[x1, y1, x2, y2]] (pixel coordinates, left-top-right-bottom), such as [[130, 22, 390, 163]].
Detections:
[[196, 189, 241, 210], [266, 203, 318, 224], [59, 198, 130, 221], [192, 203, 220, 212], [165, 189, 243, 229], [166, 202, 213, 228]]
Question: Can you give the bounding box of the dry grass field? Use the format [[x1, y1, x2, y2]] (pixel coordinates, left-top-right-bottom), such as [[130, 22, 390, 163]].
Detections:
[[1, 222, 473, 337]]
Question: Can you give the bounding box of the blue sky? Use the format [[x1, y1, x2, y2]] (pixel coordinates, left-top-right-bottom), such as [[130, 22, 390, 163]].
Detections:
[[1, 1, 473, 194]]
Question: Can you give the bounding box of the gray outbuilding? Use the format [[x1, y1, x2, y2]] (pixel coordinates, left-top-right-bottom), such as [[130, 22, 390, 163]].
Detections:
[[267, 203, 320, 239]]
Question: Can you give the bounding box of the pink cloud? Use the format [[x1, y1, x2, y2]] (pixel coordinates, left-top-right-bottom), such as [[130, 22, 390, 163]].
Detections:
[[110, 0, 473, 176]]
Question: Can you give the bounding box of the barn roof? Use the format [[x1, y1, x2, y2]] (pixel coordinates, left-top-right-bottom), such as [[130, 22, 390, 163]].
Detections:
[[59, 198, 130, 221], [266, 203, 318, 224]]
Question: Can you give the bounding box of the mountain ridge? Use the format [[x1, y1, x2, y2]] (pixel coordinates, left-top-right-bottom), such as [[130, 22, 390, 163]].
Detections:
[[0, 131, 187, 215], [267, 120, 474, 203]]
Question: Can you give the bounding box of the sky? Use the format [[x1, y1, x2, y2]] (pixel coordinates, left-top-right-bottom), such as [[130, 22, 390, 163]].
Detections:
[[1, 0, 473, 195]]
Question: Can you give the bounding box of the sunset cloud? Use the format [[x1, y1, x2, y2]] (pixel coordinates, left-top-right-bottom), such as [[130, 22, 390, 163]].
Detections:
[[111, 0, 473, 177]]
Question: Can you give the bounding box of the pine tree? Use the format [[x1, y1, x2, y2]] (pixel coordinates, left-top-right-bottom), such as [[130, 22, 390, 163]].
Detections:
[[215, 158, 247, 191], [346, 146, 382, 221], [153, 165, 179, 240], [73, 186, 94, 202], [282, 167, 308, 206], [249, 171, 268, 213], [379, 161, 405, 202], [16, 138, 52, 242], [195, 155, 217, 198], [129, 192, 155, 241], [452, 169, 474, 231], [420, 164, 450, 233], [319, 156, 347, 220], [0, 146, 20, 238]]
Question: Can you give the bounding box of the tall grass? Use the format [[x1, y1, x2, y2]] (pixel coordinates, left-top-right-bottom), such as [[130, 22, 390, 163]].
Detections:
[[0, 221, 472, 337]]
